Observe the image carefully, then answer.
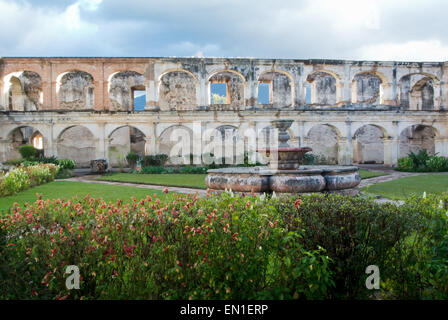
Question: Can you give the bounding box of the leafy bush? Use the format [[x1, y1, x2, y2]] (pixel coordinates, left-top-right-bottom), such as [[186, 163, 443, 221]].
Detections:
[[383, 194, 448, 299], [33, 156, 59, 165], [1, 167, 30, 195], [139, 166, 169, 174], [272, 194, 416, 299], [409, 150, 431, 170], [57, 159, 76, 170], [5, 159, 25, 166], [397, 150, 448, 172], [0, 192, 333, 300], [18, 145, 37, 160], [426, 156, 448, 172], [0, 164, 59, 197], [179, 166, 208, 174], [397, 156, 415, 171], [141, 154, 169, 167], [125, 152, 140, 169], [55, 168, 73, 179]]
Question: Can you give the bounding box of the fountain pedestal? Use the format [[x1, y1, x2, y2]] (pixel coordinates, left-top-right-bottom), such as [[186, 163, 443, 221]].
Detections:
[[205, 119, 361, 193]]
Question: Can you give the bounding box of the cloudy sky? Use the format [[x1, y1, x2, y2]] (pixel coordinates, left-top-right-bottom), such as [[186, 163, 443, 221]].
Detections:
[[1, 0, 447, 61]]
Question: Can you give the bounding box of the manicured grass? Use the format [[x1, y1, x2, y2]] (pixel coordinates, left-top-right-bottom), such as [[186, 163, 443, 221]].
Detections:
[[96, 173, 208, 189], [359, 169, 389, 180], [0, 181, 170, 214], [97, 170, 387, 189], [362, 174, 448, 200]]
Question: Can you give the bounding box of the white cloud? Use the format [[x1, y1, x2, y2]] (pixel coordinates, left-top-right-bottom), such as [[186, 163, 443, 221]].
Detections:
[[65, 4, 82, 30], [0, 0, 447, 60], [79, 0, 102, 11], [359, 40, 448, 61]]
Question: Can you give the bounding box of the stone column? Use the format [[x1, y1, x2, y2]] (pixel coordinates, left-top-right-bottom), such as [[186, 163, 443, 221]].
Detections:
[[144, 137, 153, 156], [383, 137, 398, 167], [198, 78, 208, 107], [0, 139, 8, 162], [435, 137, 448, 157], [145, 122, 157, 155], [337, 139, 351, 165], [147, 80, 159, 111], [298, 121, 306, 147]]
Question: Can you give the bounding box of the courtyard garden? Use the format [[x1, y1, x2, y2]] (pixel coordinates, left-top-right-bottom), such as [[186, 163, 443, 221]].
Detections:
[[1, 190, 447, 299], [1, 149, 447, 300], [362, 174, 448, 200], [95, 169, 389, 190]]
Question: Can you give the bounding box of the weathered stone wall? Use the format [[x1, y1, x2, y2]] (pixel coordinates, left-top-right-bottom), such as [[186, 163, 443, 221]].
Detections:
[[399, 125, 436, 158], [0, 57, 448, 167], [354, 125, 384, 163], [57, 126, 96, 167], [58, 71, 94, 110], [306, 125, 339, 164], [109, 71, 145, 111], [159, 71, 196, 111]]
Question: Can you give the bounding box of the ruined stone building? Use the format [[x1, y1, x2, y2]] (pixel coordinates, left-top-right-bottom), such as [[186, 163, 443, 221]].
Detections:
[[0, 57, 447, 167]]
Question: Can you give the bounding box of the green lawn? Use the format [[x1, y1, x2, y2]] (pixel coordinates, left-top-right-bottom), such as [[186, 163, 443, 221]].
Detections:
[[362, 174, 448, 200], [96, 173, 208, 189], [0, 181, 170, 214], [359, 169, 389, 180]]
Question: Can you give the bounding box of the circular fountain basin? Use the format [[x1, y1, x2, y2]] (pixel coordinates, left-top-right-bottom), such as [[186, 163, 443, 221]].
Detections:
[[205, 165, 361, 193]]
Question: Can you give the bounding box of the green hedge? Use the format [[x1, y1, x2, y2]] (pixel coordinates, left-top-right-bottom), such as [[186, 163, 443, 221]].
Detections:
[[0, 164, 59, 197], [1, 192, 446, 299], [397, 150, 448, 172]]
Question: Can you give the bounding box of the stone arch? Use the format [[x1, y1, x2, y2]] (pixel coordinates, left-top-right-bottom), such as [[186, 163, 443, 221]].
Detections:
[[206, 125, 244, 165], [353, 124, 386, 164], [208, 70, 245, 108], [108, 71, 146, 111], [305, 124, 340, 164], [6, 126, 44, 160], [56, 71, 94, 110], [257, 71, 293, 108], [108, 125, 146, 167], [158, 125, 193, 165], [351, 72, 384, 104], [399, 124, 438, 158], [57, 125, 96, 167], [159, 70, 197, 111], [399, 73, 439, 110], [3, 71, 42, 111], [306, 71, 339, 105]]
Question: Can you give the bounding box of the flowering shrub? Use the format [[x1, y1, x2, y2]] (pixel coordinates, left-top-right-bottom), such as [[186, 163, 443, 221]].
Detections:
[[1, 191, 446, 300], [0, 164, 58, 197], [1, 168, 30, 196], [0, 191, 333, 300], [383, 193, 448, 299]]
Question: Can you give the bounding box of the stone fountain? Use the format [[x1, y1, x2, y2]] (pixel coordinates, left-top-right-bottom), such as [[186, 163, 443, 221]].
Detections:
[[205, 119, 361, 193]]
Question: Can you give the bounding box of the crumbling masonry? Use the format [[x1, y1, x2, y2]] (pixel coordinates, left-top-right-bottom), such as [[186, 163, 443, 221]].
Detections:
[[1, 57, 447, 167]]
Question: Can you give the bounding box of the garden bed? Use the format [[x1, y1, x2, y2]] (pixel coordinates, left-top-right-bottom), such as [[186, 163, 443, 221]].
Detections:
[[1, 191, 446, 299]]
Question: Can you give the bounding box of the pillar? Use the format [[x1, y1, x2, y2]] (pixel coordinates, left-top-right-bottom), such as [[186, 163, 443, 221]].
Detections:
[[383, 137, 398, 167], [435, 137, 448, 157], [0, 139, 8, 162], [337, 138, 352, 165]]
